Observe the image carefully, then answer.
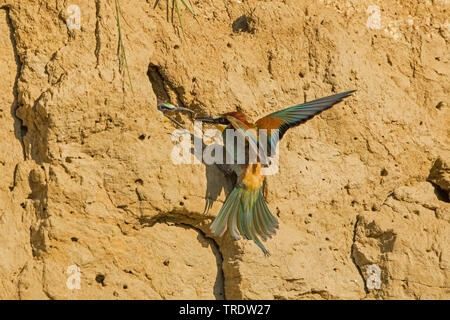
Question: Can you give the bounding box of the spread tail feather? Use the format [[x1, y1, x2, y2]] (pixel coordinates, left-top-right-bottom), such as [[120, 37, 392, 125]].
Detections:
[[210, 185, 279, 255]]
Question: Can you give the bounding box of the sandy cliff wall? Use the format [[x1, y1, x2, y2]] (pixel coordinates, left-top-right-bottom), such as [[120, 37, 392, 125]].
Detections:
[[0, 0, 448, 299]]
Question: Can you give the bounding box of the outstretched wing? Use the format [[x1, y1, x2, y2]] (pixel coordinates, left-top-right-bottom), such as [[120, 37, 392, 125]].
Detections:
[[255, 90, 355, 154], [225, 116, 270, 165]]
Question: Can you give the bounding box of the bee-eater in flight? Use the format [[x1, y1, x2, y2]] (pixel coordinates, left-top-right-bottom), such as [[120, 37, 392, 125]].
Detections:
[[158, 90, 355, 255], [195, 90, 355, 255]]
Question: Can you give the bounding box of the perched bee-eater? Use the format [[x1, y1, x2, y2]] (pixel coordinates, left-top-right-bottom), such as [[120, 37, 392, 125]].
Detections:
[[195, 90, 355, 255]]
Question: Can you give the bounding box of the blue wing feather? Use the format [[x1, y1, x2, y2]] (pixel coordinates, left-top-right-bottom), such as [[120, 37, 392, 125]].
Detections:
[[257, 90, 355, 152]]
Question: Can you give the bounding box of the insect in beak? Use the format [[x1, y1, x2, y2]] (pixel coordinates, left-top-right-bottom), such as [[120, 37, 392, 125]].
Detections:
[[157, 102, 193, 129]]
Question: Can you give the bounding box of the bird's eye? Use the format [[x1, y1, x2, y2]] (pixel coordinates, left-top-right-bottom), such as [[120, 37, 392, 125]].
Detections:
[[219, 118, 226, 124]]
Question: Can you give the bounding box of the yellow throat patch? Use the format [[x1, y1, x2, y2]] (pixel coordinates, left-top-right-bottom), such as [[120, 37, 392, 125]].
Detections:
[[214, 124, 227, 133]]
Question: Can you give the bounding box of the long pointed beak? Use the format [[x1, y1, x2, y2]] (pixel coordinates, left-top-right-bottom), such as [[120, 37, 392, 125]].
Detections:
[[163, 114, 186, 129], [195, 116, 216, 123]]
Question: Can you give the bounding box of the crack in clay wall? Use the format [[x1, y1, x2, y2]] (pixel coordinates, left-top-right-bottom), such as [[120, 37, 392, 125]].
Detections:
[[0, 7, 36, 298], [153, 220, 226, 300], [2, 7, 26, 161]]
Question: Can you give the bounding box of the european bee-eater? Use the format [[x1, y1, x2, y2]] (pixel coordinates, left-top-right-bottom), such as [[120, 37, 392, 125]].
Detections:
[[195, 90, 355, 255]]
